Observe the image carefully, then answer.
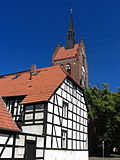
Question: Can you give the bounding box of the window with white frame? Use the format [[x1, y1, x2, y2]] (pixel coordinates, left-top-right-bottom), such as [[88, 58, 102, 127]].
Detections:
[[72, 86, 77, 96], [80, 78, 85, 88], [63, 101, 68, 118], [62, 130, 67, 148]]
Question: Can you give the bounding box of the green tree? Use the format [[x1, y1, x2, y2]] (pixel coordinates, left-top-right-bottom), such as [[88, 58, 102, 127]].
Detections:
[[85, 84, 120, 156]]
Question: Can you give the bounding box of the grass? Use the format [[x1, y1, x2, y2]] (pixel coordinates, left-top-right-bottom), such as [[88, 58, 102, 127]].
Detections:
[[110, 154, 120, 158]]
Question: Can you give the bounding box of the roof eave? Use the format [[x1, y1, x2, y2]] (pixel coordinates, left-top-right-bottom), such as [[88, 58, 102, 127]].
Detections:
[[21, 100, 47, 105], [0, 127, 20, 133]]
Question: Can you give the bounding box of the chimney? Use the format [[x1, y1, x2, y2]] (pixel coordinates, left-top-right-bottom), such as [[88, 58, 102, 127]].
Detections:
[[29, 64, 37, 80]]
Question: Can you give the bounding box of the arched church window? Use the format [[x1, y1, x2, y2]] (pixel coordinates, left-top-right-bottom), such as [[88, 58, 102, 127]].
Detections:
[[80, 78, 85, 88], [66, 63, 71, 74]]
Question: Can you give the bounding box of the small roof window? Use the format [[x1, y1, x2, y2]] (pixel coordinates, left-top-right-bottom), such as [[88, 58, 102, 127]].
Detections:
[[1, 76, 8, 79], [12, 74, 21, 80], [32, 70, 40, 76]]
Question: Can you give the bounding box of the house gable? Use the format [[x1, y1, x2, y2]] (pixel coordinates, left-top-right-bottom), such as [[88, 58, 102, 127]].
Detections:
[[0, 97, 19, 132], [46, 77, 88, 151]]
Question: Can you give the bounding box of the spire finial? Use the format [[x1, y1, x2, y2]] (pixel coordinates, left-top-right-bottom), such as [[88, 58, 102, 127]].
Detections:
[[65, 9, 75, 49]]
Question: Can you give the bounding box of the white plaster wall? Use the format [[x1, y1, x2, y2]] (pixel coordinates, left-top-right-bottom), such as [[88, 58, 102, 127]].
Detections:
[[44, 150, 89, 160], [15, 147, 25, 158], [36, 137, 44, 148], [0, 134, 13, 144], [36, 149, 44, 157], [48, 102, 53, 112], [0, 134, 13, 158], [47, 113, 53, 123], [1, 147, 12, 158], [22, 124, 43, 135], [16, 135, 25, 146], [49, 95, 54, 103], [46, 136, 51, 148], [15, 135, 25, 158]]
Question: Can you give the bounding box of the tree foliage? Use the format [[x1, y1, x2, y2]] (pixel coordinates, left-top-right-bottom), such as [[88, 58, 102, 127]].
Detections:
[[85, 84, 120, 156]]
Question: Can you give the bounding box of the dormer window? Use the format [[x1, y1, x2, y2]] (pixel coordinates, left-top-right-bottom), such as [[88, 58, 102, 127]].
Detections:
[[66, 63, 71, 74], [12, 74, 21, 80]]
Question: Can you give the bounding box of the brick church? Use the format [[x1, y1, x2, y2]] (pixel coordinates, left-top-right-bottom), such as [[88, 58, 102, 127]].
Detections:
[[52, 9, 88, 88]]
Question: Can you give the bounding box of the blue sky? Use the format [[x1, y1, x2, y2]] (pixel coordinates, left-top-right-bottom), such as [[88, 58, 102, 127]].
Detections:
[[0, 0, 120, 92]]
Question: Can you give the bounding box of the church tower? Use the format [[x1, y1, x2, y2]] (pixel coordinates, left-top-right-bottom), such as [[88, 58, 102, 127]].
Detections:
[[52, 9, 88, 87]]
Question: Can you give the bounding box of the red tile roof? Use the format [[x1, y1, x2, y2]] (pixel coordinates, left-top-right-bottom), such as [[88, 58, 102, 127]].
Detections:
[[0, 97, 20, 132], [53, 44, 79, 61], [0, 66, 66, 104]]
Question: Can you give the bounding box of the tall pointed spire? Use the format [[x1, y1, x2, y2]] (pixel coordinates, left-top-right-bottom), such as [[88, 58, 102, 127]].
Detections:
[[66, 8, 75, 49]]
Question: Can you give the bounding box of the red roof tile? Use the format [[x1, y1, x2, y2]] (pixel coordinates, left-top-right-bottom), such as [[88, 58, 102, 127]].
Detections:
[[0, 66, 66, 104], [53, 44, 79, 61], [0, 97, 20, 132]]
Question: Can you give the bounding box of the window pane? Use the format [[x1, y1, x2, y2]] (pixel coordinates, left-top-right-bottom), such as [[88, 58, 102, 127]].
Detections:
[[66, 63, 71, 74], [62, 130, 67, 148], [63, 101, 68, 118]]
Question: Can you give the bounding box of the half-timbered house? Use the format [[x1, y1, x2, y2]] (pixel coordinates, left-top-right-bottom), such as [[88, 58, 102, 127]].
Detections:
[[0, 65, 88, 160]]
